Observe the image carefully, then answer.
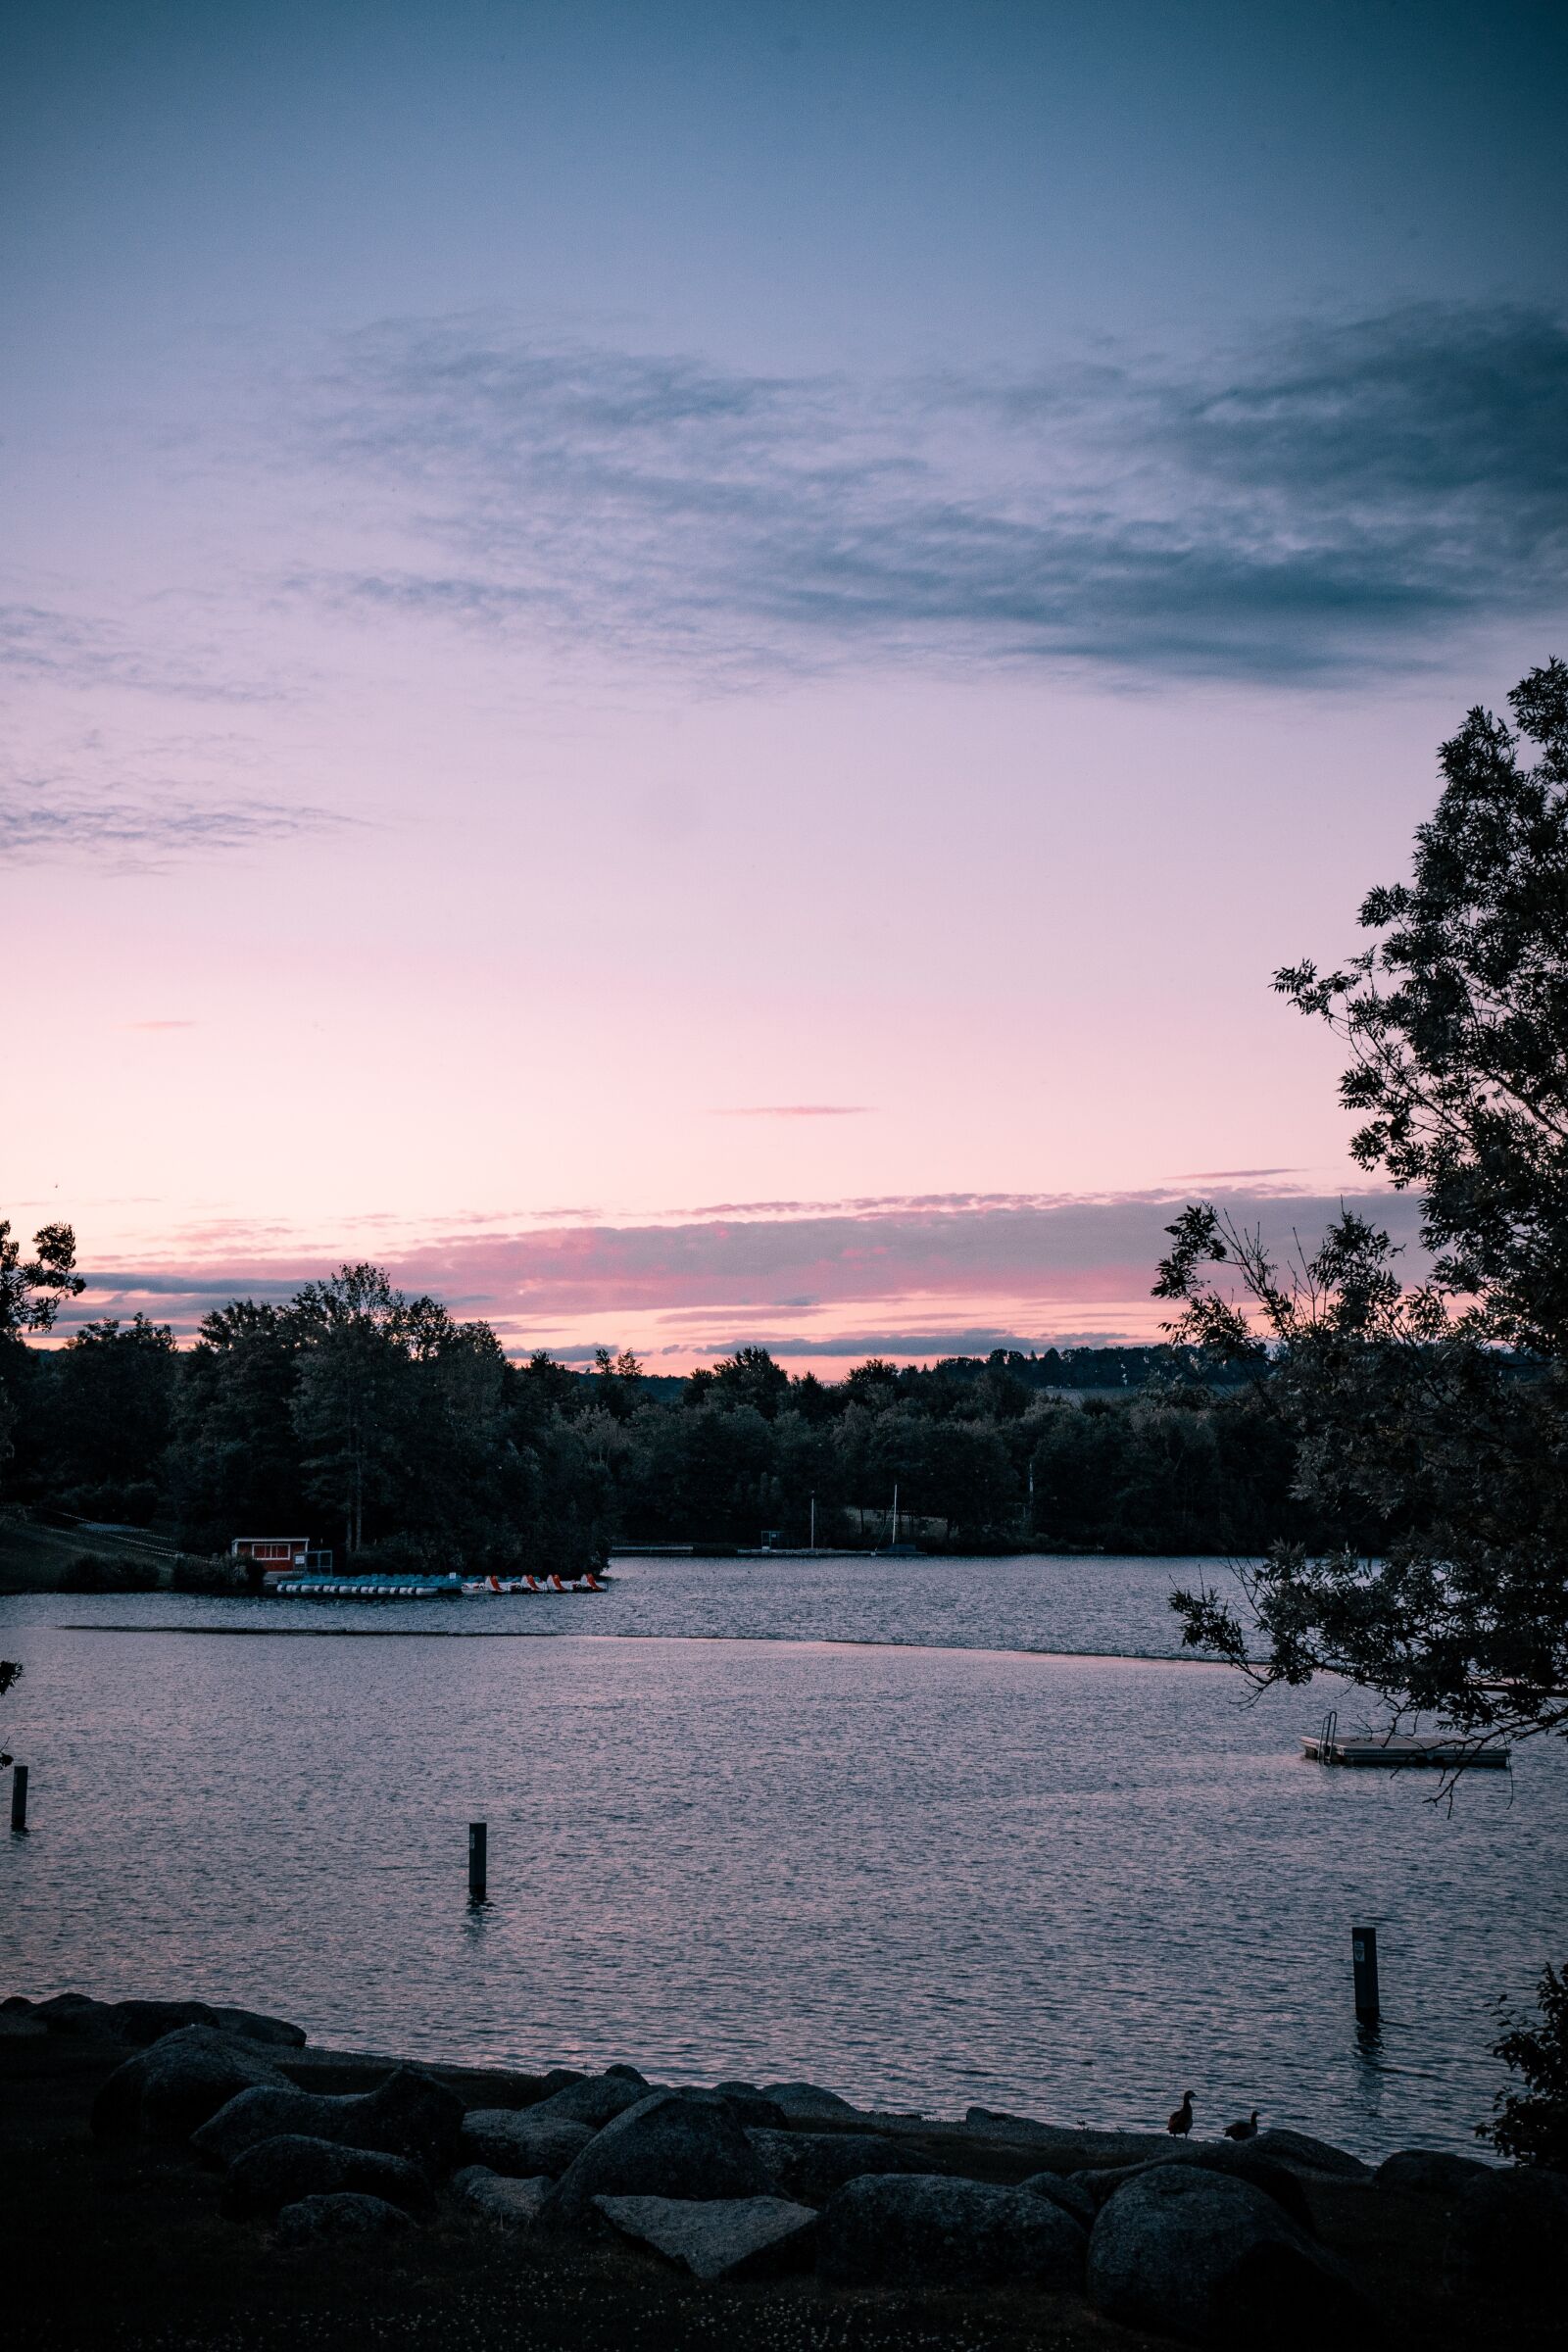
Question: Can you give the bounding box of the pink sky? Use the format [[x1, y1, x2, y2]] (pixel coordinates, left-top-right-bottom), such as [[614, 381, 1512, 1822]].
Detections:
[[6, 9, 1564, 1367]]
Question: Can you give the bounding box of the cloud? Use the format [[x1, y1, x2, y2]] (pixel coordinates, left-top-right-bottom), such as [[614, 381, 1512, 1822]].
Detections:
[[0, 784, 351, 866], [123, 1020, 197, 1031], [710, 1104, 869, 1118], [293, 302, 1568, 684], [0, 600, 281, 705], [70, 1184, 1428, 1357]]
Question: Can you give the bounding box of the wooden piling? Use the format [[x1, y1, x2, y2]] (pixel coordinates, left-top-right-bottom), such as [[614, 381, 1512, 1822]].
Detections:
[[10, 1764, 27, 1834], [468, 1819, 487, 1903], [1352, 1924, 1380, 2020]]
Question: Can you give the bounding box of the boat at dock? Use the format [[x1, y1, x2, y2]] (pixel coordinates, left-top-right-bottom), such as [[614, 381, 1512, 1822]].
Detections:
[[263, 1571, 610, 1599], [1301, 1708, 1509, 1770]]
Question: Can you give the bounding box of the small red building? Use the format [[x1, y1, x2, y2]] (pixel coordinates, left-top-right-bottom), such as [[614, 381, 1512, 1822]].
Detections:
[[230, 1536, 334, 1571]]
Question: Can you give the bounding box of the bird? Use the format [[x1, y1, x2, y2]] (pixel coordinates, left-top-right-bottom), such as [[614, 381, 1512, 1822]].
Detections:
[[1223, 2110, 1259, 2141], [1166, 2091, 1195, 2137]]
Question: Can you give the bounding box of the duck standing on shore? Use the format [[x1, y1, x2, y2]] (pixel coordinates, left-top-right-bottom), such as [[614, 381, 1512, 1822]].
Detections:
[[1166, 2091, 1195, 2137], [1224, 2110, 1259, 2141]]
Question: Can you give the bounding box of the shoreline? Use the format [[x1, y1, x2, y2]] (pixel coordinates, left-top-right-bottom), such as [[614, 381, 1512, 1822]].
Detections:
[[3, 2005, 1546, 2352]]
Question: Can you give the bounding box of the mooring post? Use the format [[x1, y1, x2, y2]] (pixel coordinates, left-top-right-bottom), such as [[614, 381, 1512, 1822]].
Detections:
[[10, 1764, 28, 1834], [468, 1819, 487, 1903], [1352, 1924, 1380, 2020]]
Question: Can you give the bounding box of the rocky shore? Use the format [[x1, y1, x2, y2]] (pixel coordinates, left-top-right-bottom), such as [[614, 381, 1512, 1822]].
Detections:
[[4, 1992, 1563, 2352]]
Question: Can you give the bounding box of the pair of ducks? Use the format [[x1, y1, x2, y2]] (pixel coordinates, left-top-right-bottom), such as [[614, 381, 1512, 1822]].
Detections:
[[1166, 2092, 1258, 2140]]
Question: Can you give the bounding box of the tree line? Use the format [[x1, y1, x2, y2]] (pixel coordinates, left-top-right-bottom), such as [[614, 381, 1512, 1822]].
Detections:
[[0, 1255, 1309, 1566]]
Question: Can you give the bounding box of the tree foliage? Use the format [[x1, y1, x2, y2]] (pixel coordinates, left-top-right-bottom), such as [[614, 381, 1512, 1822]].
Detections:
[[1480, 1960, 1568, 2169], [1156, 663, 1568, 1752]]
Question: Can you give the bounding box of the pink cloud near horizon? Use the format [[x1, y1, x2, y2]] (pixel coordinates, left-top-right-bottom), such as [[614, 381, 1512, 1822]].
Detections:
[[60, 1185, 1427, 1370]]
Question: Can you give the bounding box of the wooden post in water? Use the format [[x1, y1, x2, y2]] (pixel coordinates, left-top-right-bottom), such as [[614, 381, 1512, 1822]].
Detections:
[[468, 1820, 487, 1903], [1352, 1924, 1380, 2020], [10, 1765, 27, 1834]]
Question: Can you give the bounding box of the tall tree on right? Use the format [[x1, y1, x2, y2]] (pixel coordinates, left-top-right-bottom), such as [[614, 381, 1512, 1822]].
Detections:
[[1156, 662, 1568, 1753]]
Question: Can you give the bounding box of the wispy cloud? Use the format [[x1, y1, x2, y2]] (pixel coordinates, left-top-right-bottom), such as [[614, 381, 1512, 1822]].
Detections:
[[123, 1020, 198, 1032], [0, 784, 351, 867], [293, 301, 1568, 684], [710, 1103, 869, 1118]]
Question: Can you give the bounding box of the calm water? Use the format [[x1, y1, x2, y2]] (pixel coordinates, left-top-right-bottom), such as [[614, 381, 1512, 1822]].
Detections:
[[4, 1554, 1565, 2159]]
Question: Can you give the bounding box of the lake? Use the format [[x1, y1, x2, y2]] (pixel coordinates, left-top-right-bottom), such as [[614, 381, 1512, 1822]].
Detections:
[[4, 1552, 1565, 2158]]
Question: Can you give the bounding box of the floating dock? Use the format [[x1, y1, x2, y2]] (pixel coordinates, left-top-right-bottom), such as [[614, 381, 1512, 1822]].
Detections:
[[1302, 1712, 1509, 1770]]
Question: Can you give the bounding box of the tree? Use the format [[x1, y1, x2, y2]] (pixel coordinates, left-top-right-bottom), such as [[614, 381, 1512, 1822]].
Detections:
[[0, 1220, 83, 1339], [289, 1265, 415, 1554], [49, 1313, 177, 1519], [1480, 1960, 1568, 2169], [1155, 662, 1568, 1753]]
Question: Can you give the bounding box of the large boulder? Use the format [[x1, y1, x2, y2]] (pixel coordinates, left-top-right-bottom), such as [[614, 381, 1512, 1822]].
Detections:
[[221, 2134, 436, 2221], [746, 2128, 926, 2207], [818, 2174, 1086, 2290], [526, 2065, 652, 2130], [30, 1993, 303, 2047], [761, 2081, 858, 2122], [685, 2085, 786, 2130], [1088, 2165, 1369, 2346], [92, 2027, 294, 2143], [595, 2193, 818, 2282], [193, 2067, 462, 2170], [1021, 2172, 1099, 2229], [459, 2109, 594, 2179], [1446, 2166, 1568, 2304], [1377, 2149, 1494, 2198], [453, 2166, 553, 2225], [1078, 2143, 1318, 2234], [540, 2089, 776, 2231], [274, 2192, 413, 2247], [1245, 2129, 1369, 2180]]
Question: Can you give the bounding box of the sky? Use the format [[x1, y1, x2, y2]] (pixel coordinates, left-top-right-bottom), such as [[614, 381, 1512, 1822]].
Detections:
[[4, 1, 1566, 1365]]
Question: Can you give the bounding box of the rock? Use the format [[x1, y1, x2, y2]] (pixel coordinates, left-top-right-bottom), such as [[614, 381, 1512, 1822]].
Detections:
[[1246, 2128, 1370, 2180], [818, 2174, 1087, 2289], [531, 2068, 588, 2101], [93, 2027, 294, 2142], [527, 2065, 652, 2130], [1088, 2165, 1369, 2346], [454, 2166, 553, 2225], [194, 2067, 463, 2170], [540, 2088, 776, 2231], [221, 2134, 436, 2221], [213, 2006, 308, 2049], [1446, 2166, 1568, 2304], [459, 2109, 594, 2179], [1078, 2143, 1318, 2234], [1021, 2172, 1100, 2229], [1377, 2148, 1494, 2198], [746, 2128, 927, 2206], [760, 2081, 858, 2122], [0, 2011, 47, 2040], [595, 2193, 818, 2282], [686, 2086, 786, 2130], [274, 2191, 413, 2247], [0, 1995, 35, 2012], [30, 1993, 304, 2047], [964, 2110, 1172, 2168]]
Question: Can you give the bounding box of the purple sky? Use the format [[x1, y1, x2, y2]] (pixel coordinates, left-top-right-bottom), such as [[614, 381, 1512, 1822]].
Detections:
[[5, 4, 1565, 1364]]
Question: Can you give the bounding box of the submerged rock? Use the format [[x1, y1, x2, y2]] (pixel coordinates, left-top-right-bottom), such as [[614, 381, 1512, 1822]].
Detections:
[[93, 2026, 294, 2143], [221, 2133, 436, 2221], [274, 2191, 413, 2246], [1088, 2164, 1368, 2346], [540, 2089, 775, 2231], [459, 2109, 593, 2179], [595, 2192, 818, 2281], [453, 2165, 553, 2225], [818, 2174, 1087, 2289]]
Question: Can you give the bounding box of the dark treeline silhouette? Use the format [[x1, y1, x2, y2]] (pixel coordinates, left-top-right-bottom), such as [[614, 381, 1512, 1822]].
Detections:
[[0, 1255, 1309, 1566]]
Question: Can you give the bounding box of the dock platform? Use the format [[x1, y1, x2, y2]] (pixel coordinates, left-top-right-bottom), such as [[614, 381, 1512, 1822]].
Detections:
[[1302, 1730, 1509, 1769]]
